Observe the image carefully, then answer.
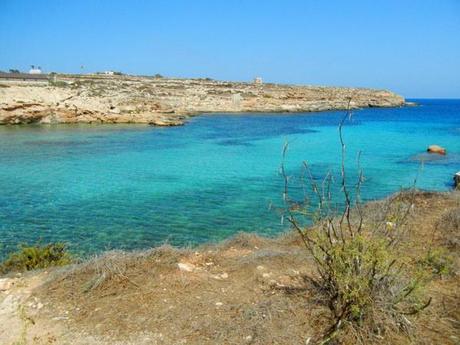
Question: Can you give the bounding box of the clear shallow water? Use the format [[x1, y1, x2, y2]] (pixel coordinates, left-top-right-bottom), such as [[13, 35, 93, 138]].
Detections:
[[0, 99, 459, 257]]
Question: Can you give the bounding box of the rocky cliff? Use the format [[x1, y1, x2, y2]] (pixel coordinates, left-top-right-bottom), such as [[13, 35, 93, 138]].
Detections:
[[0, 75, 406, 126]]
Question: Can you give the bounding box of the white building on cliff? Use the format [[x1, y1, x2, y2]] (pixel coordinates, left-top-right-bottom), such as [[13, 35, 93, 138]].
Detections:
[[29, 65, 42, 74], [254, 77, 263, 85]]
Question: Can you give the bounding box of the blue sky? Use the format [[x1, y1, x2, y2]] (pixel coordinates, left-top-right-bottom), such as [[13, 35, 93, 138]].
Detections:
[[0, 0, 459, 98]]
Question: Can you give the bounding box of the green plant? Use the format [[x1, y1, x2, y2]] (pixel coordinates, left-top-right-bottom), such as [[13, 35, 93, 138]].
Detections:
[[281, 100, 431, 343], [48, 80, 69, 88], [419, 247, 454, 276], [0, 243, 72, 273]]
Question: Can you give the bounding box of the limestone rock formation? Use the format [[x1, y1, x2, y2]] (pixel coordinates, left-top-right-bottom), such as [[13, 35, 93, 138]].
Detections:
[[0, 74, 406, 126]]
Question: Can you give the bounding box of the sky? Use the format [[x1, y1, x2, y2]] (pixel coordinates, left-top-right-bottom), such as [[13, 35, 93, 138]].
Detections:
[[0, 0, 459, 98]]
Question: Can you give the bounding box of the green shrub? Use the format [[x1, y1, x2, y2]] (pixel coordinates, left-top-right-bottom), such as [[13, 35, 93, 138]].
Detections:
[[48, 80, 69, 88], [281, 105, 432, 343], [419, 247, 454, 276], [0, 243, 72, 273], [315, 233, 391, 319], [298, 210, 431, 344]]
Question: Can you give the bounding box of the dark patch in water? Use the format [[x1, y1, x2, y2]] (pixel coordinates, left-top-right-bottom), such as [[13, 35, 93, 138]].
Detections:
[[87, 135, 108, 139], [444, 181, 457, 189], [216, 139, 254, 147], [135, 173, 182, 183], [202, 120, 319, 142], [398, 152, 460, 166], [448, 127, 460, 136], [24, 140, 92, 147]]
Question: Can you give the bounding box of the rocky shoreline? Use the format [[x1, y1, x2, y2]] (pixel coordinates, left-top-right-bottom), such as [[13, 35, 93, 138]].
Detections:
[[0, 74, 406, 126]]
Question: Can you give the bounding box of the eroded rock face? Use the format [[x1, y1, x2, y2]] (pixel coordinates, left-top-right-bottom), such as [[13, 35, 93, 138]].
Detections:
[[0, 75, 406, 126]]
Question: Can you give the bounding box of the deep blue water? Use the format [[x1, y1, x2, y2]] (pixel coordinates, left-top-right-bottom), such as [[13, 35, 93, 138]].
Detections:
[[0, 99, 459, 257]]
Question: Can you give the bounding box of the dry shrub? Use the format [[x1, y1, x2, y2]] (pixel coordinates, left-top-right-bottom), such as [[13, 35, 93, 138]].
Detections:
[[289, 201, 431, 344], [220, 232, 269, 249], [57, 245, 181, 292], [435, 207, 460, 249], [281, 104, 432, 344], [80, 251, 135, 291]]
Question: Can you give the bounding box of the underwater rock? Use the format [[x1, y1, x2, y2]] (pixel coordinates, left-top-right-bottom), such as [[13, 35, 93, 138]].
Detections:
[[404, 152, 445, 163]]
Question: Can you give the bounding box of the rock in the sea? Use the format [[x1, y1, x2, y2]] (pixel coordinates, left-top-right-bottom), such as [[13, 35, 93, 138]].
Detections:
[[427, 145, 446, 155], [454, 172, 460, 190]]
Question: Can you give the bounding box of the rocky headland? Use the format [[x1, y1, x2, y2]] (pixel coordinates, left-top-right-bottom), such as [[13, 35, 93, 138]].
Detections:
[[0, 74, 406, 126]]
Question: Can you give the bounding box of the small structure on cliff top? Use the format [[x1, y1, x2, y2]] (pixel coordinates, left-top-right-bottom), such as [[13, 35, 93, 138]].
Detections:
[[29, 65, 42, 74], [254, 77, 263, 84]]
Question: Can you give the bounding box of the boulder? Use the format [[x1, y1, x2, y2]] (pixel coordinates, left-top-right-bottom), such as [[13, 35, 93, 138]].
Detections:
[[427, 145, 446, 155], [454, 172, 460, 190]]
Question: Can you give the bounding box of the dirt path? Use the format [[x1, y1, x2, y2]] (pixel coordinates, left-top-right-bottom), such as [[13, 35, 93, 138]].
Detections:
[[0, 271, 62, 344]]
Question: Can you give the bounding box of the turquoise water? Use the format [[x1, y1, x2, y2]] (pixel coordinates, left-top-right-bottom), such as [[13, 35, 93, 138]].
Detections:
[[0, 99, 459, 257]]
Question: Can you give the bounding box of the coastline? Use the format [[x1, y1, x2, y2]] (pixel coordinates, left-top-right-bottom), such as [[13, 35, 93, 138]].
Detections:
[[0, 74, 406, 126], [0, 190, 458, 344]]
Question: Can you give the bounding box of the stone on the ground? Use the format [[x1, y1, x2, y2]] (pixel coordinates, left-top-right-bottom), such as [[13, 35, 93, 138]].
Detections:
[[0, 278, 13, 291], [177, 262, 196, 272]]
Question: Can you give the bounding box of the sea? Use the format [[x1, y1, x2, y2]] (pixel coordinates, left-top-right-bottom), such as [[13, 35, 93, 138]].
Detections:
[[0, 99, 459, 257]]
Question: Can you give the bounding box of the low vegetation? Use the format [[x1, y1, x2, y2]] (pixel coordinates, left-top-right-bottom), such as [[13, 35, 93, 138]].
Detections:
[[286, 194, 434, 344], [48, 80, 69, 88], [0, 243, 72, 274], [279, 107, 445, 343], [419, 247, 454, 277], [436, 207, 460, 249]]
